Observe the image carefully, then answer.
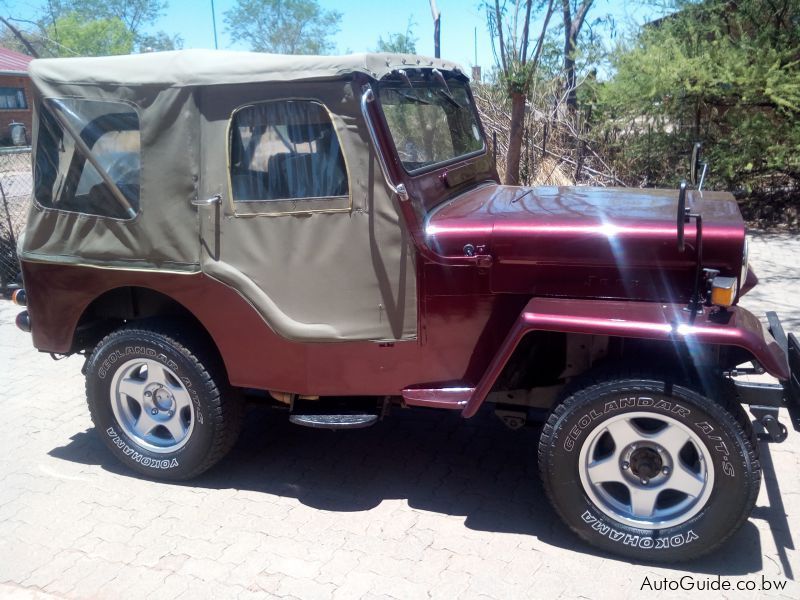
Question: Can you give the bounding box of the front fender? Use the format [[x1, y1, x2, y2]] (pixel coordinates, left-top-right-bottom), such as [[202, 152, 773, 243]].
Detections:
[[461, 298, 789, 417]]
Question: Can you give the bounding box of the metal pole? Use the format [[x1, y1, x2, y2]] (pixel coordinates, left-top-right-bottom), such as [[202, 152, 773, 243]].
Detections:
[[430, 0, 441, 58], [211, 0, 219, 49]]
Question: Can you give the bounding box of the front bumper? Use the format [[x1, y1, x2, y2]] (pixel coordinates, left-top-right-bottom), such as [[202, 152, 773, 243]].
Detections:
[[734, 311, 800, 442], [768, 312, 800, 430]]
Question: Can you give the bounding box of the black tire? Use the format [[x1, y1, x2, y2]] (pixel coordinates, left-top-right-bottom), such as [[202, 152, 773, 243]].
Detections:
[[539, 374, 760, 562], [85, 323, 243, 480]]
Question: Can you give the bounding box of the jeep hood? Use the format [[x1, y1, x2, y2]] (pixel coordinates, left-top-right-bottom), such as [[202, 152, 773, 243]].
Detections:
[[425, 185, 746, 302]]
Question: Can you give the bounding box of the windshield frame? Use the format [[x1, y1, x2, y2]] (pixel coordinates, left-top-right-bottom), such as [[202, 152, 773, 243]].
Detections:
[[376, 72, 487, 177]]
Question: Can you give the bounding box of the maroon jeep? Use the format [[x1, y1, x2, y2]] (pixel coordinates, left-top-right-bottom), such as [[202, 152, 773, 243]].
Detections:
[[13, 50, 799, 561]]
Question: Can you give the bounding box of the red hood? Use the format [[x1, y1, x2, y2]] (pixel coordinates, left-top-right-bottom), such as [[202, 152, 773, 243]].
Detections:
[[425, 185, 746, 302]]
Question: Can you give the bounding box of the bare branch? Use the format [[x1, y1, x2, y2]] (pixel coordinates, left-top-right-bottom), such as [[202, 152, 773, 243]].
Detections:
[[0, 17, 39, 57]]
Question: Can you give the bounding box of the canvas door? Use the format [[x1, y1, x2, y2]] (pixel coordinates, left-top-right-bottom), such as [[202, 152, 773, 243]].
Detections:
[[196, 84, 417, 342]]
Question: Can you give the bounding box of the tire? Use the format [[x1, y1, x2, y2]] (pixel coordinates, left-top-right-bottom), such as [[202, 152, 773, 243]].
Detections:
[[538, 374, 760, 562], [85, 323, 243, 480]]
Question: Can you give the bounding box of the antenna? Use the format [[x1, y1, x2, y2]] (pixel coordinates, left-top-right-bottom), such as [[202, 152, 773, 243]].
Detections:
[[474, 27, 477, 65], [211, 0, 219, 49]]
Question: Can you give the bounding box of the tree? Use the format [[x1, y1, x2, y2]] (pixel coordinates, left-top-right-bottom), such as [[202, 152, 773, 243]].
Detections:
[[487, 0, 557, 185], [136, 31, 184, 52], [45, 12, 134, 56], [45, 0, 166, 37], [0, 18, 42, 57], [595, 0, 800, 191], [225, 0, 342, 55], [561, 1, 595, 110], [25, 0, 176, 56], [376, 19, 417, 54]]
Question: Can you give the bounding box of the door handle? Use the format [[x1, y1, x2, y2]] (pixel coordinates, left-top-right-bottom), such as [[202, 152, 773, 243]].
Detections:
[[192, 194, 221, 207]]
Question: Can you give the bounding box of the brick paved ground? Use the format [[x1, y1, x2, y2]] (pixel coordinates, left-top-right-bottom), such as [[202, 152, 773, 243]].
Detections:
[[1, 233, 799, 599]]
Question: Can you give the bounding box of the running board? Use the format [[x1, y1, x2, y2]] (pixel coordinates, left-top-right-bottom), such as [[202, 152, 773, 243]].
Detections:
[[401, 386, 473, 409], [289, 414, 378, 429]]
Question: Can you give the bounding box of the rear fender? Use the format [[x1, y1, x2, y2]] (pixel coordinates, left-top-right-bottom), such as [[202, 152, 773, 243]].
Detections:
[[461, 298, 789, 417]]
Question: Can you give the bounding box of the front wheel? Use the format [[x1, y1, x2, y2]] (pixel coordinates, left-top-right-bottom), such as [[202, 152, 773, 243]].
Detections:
[[538, 375, 761, 562], [85, 324, 243, 480]]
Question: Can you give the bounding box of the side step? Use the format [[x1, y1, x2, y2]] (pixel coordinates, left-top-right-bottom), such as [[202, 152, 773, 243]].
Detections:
[[289, 414, 378, 430]]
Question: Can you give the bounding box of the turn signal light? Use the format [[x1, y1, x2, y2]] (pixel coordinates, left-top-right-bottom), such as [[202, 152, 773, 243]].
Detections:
[[11, 289, 26, 306], [710, 276, 738, 308]]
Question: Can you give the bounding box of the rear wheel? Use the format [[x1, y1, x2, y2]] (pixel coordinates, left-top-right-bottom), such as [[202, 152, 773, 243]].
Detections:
[[85, 324, 243, 480], [539, 375, 760, 561]]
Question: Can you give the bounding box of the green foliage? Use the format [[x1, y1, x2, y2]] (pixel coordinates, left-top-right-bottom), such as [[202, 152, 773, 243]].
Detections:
[[225, 0, 342, 55], [46, 13, 134, 57], [376, 19, 417, 54], [47, 0, 167, 36], [593, 0, 800, 191], [8, 0, 174, 57]]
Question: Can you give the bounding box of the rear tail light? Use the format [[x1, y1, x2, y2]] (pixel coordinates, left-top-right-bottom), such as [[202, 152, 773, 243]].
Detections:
[[15, 310, 31, 332]]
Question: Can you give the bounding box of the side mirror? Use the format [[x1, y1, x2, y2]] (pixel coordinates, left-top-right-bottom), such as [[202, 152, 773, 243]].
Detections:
[[677, 180, 688, 252], [690, 143, 702, 186]]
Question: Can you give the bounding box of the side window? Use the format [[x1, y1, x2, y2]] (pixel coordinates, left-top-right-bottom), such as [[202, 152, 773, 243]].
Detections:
[[0, 86, 26, 109], [34, 98, 141, 219], [229, 100, 348, 203]]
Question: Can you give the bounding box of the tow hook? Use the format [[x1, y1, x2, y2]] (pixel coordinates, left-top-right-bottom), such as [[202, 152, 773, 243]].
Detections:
[[734, 378, 788, 442], [749, 405, 788, 443]]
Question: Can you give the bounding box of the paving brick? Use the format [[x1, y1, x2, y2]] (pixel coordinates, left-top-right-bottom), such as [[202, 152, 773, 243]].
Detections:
[[0, 234, 799, 599]]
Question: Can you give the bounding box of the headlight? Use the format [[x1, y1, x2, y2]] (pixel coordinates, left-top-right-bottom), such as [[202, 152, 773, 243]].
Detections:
[[740, 237, 749, 287], [711, 276, 738, 308]]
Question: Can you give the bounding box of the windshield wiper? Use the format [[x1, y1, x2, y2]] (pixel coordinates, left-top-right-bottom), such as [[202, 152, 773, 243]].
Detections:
[[399, 91, 431, 105], [392, 69, 432, 105], [435, 89, 462, 109], [431, 69, 463, 108]]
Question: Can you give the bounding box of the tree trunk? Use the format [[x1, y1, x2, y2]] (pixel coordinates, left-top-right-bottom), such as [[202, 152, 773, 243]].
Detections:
[[562, 0, 593, 112], [564, 44, 577, 110], [504, 92, 526, 185]]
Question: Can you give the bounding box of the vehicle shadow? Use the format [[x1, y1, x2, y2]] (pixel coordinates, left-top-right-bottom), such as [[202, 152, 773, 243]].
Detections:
[[50, 406, 788, 576]]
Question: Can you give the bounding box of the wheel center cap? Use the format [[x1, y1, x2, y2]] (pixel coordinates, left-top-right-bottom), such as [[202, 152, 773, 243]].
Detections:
[[153, 388, 174, 411], [629, 447, 663, 479]]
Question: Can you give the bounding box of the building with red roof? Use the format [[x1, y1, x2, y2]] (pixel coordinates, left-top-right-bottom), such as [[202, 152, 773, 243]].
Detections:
[[0, 46, 33, 145]]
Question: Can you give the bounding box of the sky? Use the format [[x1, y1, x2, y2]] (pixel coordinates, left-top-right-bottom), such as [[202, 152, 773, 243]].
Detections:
[[4, 0, 665, 72]]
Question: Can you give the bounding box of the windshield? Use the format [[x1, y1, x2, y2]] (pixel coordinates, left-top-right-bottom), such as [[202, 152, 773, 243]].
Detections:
[[378, 77, 484, 173]]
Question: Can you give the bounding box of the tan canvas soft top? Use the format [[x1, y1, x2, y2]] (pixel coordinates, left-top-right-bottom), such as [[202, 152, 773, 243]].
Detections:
[[28, 49, 465, 88], [21, 50, 435, 341]]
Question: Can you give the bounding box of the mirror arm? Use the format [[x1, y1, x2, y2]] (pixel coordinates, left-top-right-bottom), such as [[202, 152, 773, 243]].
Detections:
[[359, 85, 408, 202]]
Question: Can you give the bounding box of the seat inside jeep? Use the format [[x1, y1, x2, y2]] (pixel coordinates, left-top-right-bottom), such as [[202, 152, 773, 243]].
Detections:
[[230, 102, 348, 202]]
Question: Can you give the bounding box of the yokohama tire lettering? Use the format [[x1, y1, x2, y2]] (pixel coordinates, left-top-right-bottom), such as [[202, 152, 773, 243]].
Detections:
[[106, 427, 178, 469], [581, 511, 699, 549]]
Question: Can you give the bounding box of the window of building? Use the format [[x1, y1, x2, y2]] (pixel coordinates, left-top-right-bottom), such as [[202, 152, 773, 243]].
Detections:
[[229, 100, 349, 205], [34, 98, 141, 220], [0, 87, 26, 109]]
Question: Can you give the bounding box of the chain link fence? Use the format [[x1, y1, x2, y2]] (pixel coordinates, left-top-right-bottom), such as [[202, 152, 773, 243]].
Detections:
[[0, 147, 31, 293]]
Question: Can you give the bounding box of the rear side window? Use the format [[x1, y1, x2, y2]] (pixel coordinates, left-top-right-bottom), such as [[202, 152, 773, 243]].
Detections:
[[229, 100, 349, 204], [34, 99, 141, 220]]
